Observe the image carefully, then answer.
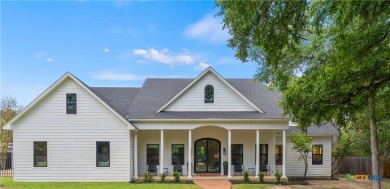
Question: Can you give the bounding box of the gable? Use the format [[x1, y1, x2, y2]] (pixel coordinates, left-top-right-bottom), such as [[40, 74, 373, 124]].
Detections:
[[163, 71, 258, 112], [4, 73, 135, 130]]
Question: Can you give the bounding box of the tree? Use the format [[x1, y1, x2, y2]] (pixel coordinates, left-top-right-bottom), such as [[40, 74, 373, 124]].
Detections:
[[0, 97, 22, 170], [216, 1, 389, 188], [289, 132, 313, 179]]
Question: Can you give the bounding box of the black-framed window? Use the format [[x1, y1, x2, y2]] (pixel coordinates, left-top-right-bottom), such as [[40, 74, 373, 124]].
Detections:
[[34, 141, 47, 167], [232, 144, 243, 165], [172, 144, 184, 165], [204, 85, 214, 103], [312, 145, 323, 165], [255, 144, 268, 165], [147, 144, 159, 165], [66, 93, 77, 114], [275, 145, 283, 165], [96, 141, 110, 167]]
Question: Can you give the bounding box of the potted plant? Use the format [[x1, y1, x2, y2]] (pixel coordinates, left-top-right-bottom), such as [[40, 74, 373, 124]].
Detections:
[[223, 161, 228, 175]]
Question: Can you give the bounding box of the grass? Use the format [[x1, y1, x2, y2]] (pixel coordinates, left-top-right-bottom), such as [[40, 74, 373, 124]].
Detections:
[[232, 184, 273, 189], [0, 178, 201, 189]]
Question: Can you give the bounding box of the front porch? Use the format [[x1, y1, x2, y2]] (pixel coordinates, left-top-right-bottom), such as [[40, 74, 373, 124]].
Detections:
[[133, 175, 289, 182], [132, 123, 289, 179]]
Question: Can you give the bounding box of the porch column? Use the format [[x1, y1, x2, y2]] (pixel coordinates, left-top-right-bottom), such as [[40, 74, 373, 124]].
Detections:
[[160, 130, 164, 175], [228, 129, 232, 178], [282, 130, 287, 178], [255, 129, 260, 178], [134, 131, 138, 178], [188, 129, 192, 178]]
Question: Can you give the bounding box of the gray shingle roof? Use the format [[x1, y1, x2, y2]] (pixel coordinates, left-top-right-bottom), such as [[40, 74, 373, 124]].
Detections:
[[124, 78, 285, 119], [90, 87, 140, 118], [277, 123, 339, 135]]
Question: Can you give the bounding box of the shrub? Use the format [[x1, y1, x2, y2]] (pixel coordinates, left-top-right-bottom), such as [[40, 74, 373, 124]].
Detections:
[[243, 170, 250, 183], [258, 172, 265, 182], [173, 170, 180, 182], [160, 172, 166, 182], [274, 170, 282, 183], [144, 171, 153, 183]]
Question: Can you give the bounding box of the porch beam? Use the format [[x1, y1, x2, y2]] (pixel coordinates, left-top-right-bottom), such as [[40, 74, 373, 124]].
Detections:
[[188, 129, 192, 178], [227, 129, 232, 178], [255, 129, 260, 178], [160, 130, 164, 175], [134, 131, 138, 178], [282, 130, 287, 178]]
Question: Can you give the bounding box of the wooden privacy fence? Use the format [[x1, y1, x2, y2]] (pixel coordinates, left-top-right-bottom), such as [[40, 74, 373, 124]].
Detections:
[[339, 157, 390, 178], [0, 152, 13, 177]]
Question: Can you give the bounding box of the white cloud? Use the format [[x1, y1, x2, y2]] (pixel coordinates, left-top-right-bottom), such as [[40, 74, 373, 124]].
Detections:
[[45, 58, 54, 62], [195, 61, 211, 71], [104, 48, 110, 53], [132, 48, 194, 65], [90, 71, 140, 81], [184, 13, 230, 43]]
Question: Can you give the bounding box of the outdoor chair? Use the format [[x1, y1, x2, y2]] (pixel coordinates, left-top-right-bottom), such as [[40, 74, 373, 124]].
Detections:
[[260, 164, 270, 176], [233, 164, 244, 176], [147, 164, 157, 175], [173, 164, 183, 175]]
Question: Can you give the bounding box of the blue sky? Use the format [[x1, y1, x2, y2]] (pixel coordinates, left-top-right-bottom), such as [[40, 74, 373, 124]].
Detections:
[[1, 1, 257, 106]]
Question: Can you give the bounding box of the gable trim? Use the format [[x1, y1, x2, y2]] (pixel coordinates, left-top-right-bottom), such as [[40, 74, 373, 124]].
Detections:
[[156, 67, 264, 113], [3, 72, 136, 130]]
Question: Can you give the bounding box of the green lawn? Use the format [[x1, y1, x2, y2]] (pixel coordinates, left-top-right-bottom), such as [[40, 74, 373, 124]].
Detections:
[[0, 178, 201, 189], [232, 184, 273, 189]]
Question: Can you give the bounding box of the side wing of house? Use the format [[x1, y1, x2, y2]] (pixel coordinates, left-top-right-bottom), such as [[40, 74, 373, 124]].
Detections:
[[276, 135, 332, 177], [8, 75, 132, 182]]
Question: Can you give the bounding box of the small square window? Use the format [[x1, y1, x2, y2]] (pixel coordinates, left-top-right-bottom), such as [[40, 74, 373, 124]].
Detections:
[[66, 93, 77, 114]]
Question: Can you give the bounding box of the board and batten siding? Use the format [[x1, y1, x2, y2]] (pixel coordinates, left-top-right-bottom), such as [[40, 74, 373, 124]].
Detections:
[[164, 72, 257, 111], [12, 78, 131, 182], [276, 135, 332, 177]]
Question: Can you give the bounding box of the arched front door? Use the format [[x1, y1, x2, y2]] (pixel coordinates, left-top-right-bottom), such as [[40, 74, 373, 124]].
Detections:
[[194, 138, 221, 173]]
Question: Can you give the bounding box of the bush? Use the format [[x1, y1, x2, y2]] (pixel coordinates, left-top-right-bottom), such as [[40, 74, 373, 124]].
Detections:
[[258, 172, 265, 182], [274, 170, 282, 183], [173, 170, 180, 182], [160, 172, 166, 182], [243, 170, 250, 183], [144, 171, 153, 183]]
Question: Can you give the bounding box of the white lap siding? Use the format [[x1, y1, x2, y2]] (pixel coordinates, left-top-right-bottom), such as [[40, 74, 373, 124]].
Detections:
[[276, 135, 332, 177], [12, 78, 130, 182]]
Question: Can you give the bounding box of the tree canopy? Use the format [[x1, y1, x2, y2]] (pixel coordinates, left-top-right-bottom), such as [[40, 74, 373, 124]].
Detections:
[[217, 1, 389, 188]]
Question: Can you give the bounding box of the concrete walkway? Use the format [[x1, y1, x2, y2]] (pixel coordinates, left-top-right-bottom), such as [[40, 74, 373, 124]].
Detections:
[[193, 179, 232, 189]]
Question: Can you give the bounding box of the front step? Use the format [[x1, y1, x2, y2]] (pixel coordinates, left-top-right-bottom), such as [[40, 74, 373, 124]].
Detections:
[[196, 173, 220, 176]]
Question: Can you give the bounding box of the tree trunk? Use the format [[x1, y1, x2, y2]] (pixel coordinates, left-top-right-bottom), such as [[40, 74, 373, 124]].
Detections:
[[304, 154, 308, 179], [369, 96, 381, 189]]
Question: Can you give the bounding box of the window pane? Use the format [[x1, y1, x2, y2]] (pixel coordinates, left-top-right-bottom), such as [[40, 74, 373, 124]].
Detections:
[[34, 141, 47, 167], [172, 144, 184, 165], [97, 142, 110, 167], [312, 145, 323, 165], [275, 155, 282, 165], [232, 155, 243, 165], [147, 144, 159, 165], [232, 144, 243, 154], [208, 140, 219, 150], [66, 93, 77, 114], [204, 85, 214, 103]]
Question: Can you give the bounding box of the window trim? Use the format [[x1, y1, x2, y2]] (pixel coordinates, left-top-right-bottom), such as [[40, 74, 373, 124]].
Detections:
[[204, 84, 214, 103], [171, 144, 184, 165], [312, 144, 323, 165], [275, 145, 283, 165], [147, 144, 160, 165], [96, 141, 110, 167], [33, 141, 47, 167], [231, 144, 244, 165], [255, 144, 268, 165], [66, 93, 77, 114]]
